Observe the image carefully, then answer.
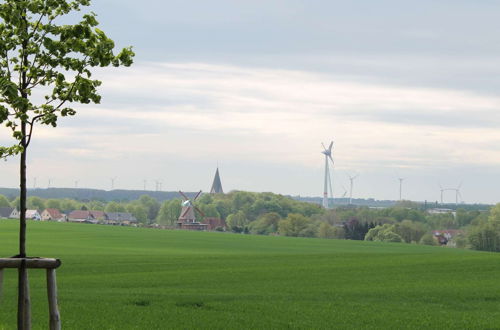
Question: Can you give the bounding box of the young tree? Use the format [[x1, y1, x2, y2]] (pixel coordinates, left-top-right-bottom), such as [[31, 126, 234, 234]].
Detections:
[[0, 0, 133, 327]]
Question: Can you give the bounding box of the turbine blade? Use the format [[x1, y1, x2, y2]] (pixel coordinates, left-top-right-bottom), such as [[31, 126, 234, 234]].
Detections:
[[329, 141, 333, 150], [321, 142, 327, 151]]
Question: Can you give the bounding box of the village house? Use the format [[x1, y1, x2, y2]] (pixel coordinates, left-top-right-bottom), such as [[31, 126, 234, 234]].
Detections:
[[89, 210, 106, 221], [68, 210, 95, 223], [41, 208, 66, 222], [105, 212, 138, 226], [0, 207, 19, 219], [25, 209, 41, 221]]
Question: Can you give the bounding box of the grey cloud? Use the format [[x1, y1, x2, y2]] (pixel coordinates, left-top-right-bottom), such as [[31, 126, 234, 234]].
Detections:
[[330, 108, 500, 129]]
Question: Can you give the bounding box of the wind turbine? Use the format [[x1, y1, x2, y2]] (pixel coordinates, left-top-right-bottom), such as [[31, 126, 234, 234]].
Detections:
[[348, 174, 358, 205], [452, 182, 463, 207], [439, 183, 445, 204], [110, 177, 117, 190], [321, 141, 334, 209], [155, 179, 162, 192]]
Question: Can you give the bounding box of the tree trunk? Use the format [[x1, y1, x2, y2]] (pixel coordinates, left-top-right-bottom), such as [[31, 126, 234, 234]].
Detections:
[[18, 9, 30, 326], [17, 122, 28, 329]]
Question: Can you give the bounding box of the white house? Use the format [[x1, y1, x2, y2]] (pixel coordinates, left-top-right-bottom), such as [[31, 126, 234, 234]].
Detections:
[[25, 210, 41, 221]]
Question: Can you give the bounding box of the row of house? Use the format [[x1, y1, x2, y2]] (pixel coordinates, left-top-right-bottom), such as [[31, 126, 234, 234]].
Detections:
[[0, 207, 137, 226]]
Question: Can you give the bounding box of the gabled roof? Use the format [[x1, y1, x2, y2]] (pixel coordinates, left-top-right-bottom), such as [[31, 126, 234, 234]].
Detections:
[[43, 208, 63, 219], [106, 212, 137, 222], [68, 210, 92, 220], [0, 207, 15, 218], [89, 210, 106, 219], [210, 167, 224, 194]]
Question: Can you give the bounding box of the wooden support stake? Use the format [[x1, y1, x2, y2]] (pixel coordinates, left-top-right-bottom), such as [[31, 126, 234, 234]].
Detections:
[[0, 268, 3, 303], [46, 269, 61, 330], [0, 258, 61, 329], [24, 271, 31, 330], [18, 264, 31, 330]]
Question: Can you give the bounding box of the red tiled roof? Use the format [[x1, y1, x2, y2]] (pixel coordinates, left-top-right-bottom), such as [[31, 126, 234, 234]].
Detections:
[[44, 208, 62, 219], [90, 210, 105, 219], [68, 210, 91, 220]]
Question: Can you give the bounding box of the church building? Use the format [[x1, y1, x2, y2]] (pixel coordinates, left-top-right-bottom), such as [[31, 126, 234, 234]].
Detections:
[[210, 167, 224, 194]]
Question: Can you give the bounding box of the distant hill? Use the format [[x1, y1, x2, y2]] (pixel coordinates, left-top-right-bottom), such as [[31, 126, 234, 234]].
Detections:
[[0, 187, 491, 210], [0, 187, 199, 202]]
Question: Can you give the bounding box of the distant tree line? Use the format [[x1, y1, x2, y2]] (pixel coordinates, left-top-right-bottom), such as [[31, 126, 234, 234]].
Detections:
[[0, 191, 498, 252]]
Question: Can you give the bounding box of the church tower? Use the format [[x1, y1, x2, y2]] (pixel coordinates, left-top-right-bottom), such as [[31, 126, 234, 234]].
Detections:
[[210, 167, 224, 194]]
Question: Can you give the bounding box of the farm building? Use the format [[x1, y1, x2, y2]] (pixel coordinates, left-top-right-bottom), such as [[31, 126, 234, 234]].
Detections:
[[105, 212, 137, 226], [89, 210, 106, 221], [68, 210, 99, 223]]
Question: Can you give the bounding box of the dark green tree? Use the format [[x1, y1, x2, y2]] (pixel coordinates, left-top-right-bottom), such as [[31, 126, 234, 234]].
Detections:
[[138, 195, 160, 223], [0, 0, 133, 327]]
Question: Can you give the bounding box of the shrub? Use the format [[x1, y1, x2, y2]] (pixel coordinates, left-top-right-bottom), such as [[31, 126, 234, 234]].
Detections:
[[419, 233, 437, 246]]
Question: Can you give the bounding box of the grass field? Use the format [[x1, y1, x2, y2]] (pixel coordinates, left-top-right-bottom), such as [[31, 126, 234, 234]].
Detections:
[[1, 221, 500, 329]]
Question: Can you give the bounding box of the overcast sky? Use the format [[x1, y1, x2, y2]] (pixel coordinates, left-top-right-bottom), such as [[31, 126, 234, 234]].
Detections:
[[1, 0, 500, 204]]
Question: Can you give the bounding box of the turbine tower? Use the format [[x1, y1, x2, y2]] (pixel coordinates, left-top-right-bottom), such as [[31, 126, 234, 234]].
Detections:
[[341, 184, 348, 198], [348, 174, 358, 205], [321, 141, 334, 209], [439, 184, 445, 204], [452, 182, 463, 207], [398, 178, 404, 201]]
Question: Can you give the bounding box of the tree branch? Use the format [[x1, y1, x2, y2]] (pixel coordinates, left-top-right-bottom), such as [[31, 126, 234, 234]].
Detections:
[[26, 19, 54, 87], [5, 50, 12, 79], [26, 61, 88, 148]]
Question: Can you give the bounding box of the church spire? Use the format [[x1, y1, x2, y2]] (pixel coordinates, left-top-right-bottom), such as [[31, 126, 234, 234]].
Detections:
[[210, 167, 224, 194]]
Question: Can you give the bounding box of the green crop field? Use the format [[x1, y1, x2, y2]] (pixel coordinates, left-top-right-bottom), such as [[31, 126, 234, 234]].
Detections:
[[1, 221, 500, 329]]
